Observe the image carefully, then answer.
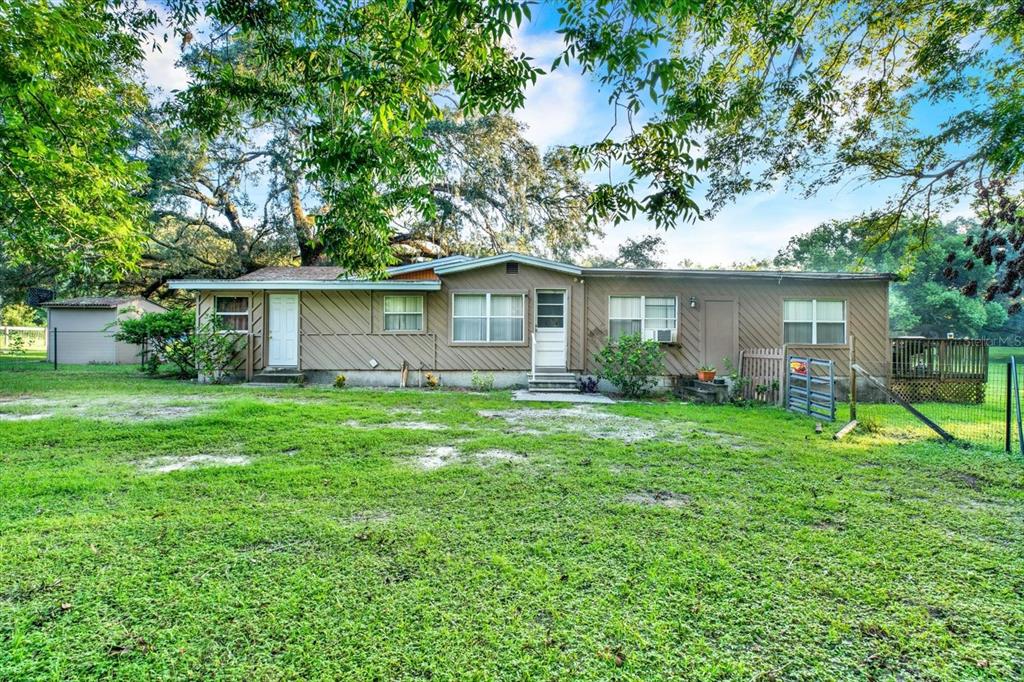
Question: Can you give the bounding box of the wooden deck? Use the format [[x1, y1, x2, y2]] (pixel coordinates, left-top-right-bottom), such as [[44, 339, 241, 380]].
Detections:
[[890, 337, 989, 403]]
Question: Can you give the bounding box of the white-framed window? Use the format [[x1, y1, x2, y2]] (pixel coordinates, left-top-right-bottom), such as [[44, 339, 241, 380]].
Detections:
[[383, 295, 424, 332], [452, 293, 525, 342], [784, 299, 846, 344], [608, 295, 678, 341], [214, 296, 248, 331]]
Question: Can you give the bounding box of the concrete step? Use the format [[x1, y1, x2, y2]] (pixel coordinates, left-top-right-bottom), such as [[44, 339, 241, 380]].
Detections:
[[252, 370, 305, 385], [526, 386, 580, 394]]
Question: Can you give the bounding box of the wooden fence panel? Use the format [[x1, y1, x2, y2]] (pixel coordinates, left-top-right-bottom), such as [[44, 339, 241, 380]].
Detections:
[[739, 347, 785, 405]]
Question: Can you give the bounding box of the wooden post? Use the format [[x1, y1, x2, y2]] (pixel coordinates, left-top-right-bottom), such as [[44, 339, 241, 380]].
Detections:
[[1005, 360, 1012, 453], [848, 334, 857, 421]]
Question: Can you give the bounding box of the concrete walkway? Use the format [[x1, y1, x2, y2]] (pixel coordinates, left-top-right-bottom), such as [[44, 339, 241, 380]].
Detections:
[[512, 389, 614, 404]]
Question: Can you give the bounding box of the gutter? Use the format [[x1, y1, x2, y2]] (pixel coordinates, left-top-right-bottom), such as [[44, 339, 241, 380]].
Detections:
[[581, 269, 896, 282], [167, 279, 442, 292]]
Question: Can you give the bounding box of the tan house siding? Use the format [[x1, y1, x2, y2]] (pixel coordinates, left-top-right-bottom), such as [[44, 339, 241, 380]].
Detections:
[[291, 263, 581, 372], [583, 275, 889, 376], [195, 265, 888, 379]]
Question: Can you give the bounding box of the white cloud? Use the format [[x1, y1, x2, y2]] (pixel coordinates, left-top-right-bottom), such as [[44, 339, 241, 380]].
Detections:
[[143, 38, 189, 95], [507, 21, 607, 151], [516, 70, 588, 150], [141, 2, 207, 97]]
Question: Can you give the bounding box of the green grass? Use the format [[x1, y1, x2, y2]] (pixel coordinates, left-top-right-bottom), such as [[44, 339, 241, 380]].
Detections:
[[1, 365, 1022, 680]]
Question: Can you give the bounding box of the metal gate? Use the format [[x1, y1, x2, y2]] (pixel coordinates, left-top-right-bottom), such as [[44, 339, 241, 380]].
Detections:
[[787, 355, 836, 421]]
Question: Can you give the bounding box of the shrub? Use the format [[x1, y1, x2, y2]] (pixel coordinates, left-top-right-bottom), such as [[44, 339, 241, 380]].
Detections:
[[470, 371, 495, 391], [722, 357, 751, 404], [858, 414, 883, 433], [194, 318, 244, 384], [113, 309, 196, 377], [112, 309, 243, 382], [424, 372, 441, 388], [334, 373, 347, 388], [594, 334, 665, 398], [577, 375, 599, 393], [7, 333, 26, 356]]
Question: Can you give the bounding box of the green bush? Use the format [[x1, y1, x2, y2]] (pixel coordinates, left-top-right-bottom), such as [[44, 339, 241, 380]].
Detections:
[[334, 373, 347, 388], [594, 334, 665, 398], [113, 309, 196, 377], [194, 318, 244, 384], [112, 309, 244, 382], [470, 371, 495, 391]]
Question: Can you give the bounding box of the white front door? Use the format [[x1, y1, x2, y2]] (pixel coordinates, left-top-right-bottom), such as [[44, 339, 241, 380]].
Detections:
[[268, 294, 299, 367], [534, 289, 567, 369]]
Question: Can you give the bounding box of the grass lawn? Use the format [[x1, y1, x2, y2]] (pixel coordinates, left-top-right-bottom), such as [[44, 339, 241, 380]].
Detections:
[[1, 363, 1022, 680]]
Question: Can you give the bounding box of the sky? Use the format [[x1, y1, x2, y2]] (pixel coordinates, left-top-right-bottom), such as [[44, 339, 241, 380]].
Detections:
[[142, 3, 968, 268]]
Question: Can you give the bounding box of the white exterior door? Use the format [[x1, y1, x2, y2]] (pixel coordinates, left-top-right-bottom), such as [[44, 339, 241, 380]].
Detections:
[[267, 294, 299, 367], [534, 290, 567, 369]]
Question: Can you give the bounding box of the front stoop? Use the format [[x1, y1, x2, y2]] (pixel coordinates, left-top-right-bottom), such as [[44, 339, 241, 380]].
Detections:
[[674, 377, 729, 404], [250, 367, 306, 386], [528, 371, 579, 394]]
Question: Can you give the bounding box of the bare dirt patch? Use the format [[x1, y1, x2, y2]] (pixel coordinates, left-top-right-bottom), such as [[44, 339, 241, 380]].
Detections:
[[348, 510, 394, 524], [343, 419, 448, 431], [479, 406, 657, 443], [622, 490, 691, 508], [0, 396, 212, 422], [416, 446, 460, 470], [412, 445, 527, 470], [136, 454, 251, 474], [0, 412, 52, 421], [946, 471, 987, 491], [474, 449, 527, 464]]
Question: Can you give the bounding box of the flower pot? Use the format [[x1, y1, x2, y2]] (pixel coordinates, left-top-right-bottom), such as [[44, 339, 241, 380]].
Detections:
[[696, 370, 716, 382]]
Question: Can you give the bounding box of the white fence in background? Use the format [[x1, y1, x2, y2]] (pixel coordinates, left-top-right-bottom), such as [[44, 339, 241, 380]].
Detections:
[[0, 326, 47, 352]]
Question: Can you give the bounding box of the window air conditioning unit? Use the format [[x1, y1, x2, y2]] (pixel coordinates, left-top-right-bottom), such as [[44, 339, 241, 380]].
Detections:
[[644, 328, 677, 343]]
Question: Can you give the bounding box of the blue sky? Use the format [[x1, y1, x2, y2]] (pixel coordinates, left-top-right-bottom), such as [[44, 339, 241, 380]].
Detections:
[[506, 5, 974, 266], [143, 3, 970, 267]]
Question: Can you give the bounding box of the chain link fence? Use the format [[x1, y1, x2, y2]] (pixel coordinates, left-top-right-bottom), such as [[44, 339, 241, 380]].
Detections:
[[853, 342, 1020, 450]]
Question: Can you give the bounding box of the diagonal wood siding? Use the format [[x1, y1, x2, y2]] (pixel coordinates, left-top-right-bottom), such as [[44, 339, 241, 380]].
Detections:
[[196, 267, 888, 379], [582, 276, 889, 376]]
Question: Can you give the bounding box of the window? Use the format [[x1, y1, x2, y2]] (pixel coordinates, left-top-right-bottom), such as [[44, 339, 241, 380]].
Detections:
[[536, 290, 564, 329], [384, 296, 424, 331], [214, 296, 248, 331], [784, 299, 846, 344], [452, 293, 524, 342], [608, 296, 678, 341]]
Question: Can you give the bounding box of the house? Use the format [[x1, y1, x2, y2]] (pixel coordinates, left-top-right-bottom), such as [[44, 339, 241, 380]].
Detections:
[[42, 296, 166, 365], [168, 254, 893, 389]]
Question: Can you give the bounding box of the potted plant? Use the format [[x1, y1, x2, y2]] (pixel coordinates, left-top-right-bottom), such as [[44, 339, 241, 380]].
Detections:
[[697, 365, 717, 382]]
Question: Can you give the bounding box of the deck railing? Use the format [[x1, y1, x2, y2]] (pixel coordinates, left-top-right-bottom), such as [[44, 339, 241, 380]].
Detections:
[[891, 337, 989, 381]]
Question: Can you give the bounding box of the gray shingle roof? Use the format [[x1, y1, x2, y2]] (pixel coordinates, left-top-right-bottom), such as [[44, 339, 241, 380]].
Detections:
[[40, 296, 138, 308], [235, 266, 346, 281]]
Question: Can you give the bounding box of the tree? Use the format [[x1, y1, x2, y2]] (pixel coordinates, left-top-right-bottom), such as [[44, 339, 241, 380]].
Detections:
[[126, 102, 598, 297], [554, 1, 1023, 270], [397, 113, 597, 260], [0, 303, 42, 327], [777, 217, 1012, 337], [1, 0, 152, 279], [173, 0, 541, 276], [588, 235, 665, 268]]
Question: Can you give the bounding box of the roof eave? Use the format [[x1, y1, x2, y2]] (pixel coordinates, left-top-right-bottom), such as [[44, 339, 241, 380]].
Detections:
[[385, 255, 471, 276], [167, 279, 442, 291], [581, 268, 895, 281], [434, 253, 582, 276]]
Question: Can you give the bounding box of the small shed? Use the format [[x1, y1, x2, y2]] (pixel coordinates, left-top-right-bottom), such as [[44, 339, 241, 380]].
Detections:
[[42, 296, 166, 365]]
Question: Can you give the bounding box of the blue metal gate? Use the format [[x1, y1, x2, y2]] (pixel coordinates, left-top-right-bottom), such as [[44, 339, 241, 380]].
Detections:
[[787, 356, 836, 421]]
